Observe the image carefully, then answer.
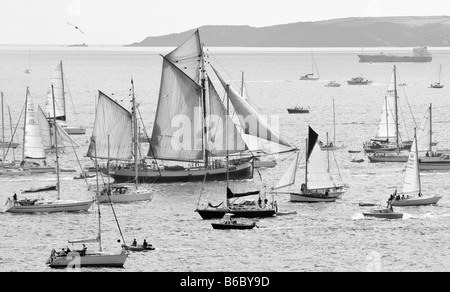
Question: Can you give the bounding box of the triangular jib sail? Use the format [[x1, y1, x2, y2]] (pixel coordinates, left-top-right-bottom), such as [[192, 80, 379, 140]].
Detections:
[[44, 61, 66, 121], [375, 73, 397, 142], [402, 131, 421, 195], [23, 88, 46, 160]]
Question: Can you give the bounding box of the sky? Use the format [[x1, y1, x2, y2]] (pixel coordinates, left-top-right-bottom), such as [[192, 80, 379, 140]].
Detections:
[[0, 0, 449, 45]]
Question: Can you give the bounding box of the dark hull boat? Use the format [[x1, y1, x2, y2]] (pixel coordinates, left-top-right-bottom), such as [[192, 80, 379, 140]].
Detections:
[[287, 107, 309, 114], [211, 221, 256, 230]]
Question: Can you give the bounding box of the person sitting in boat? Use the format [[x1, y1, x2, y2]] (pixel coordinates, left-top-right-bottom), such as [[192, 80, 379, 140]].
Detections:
[[325, 190, 329, 197], [80, 244, 87, 256], [131, 239, 137, 247], [300, 183, 306, 193], [143, 239, 148, 248], [401, 194, 405, 200]]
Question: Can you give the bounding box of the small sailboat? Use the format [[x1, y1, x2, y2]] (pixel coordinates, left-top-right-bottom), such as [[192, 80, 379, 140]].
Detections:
[[416, 104, 450, 170], [5, 85, 94, 213], [1, 87, 76, 176], [0, 92, 20, 157], [195, 66, 283, 220], [430, 64, 444, 88], [86, 85, 153, 204], [273, 126, 347, 203], [390, 128, 442, 207], [46, 127, 129, 268], [366, 65, 412, 162], [319, 98, 342, 150], [211, 213, 257, 230], [44, 61, 86, 135], [300, 51, 320, 80]]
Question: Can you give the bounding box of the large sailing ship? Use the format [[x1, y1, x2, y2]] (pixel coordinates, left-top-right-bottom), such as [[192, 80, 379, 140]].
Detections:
[[107, 29, 294, 184]]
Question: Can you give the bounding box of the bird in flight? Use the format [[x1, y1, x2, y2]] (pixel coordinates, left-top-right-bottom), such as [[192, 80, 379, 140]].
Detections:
[[67, 22, 84, 34]]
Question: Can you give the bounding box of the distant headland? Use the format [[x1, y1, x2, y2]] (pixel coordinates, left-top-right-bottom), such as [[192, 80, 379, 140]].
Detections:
[[127, 16, 450, 47]]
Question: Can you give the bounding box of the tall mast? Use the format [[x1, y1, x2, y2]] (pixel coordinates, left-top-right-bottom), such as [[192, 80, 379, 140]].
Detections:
[[429, 103, 433, 153], [326, 132, 330, 172], [305, 138, 308, 191], [60, 61, 67, 121], [131, 79, 138, 187], [333, 98, 336, 146], [1, 92, 4, 163], [51, 85, 61, 200], [200, 43, 208, 169], [225, 84, 230, 207], [240, 71, 245, 96], [414, 128, 421, 193], [22, 88, 29, 163], [8, 107, 15, 161], [93, 136, 102, 252], [384, 96, 389, 141], [393, 65, 399, 153]]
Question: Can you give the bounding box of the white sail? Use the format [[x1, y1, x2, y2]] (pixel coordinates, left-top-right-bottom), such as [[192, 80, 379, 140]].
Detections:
[[206, 78, 247, 155], [375, 73, 397, 141], [273, 151, 300, 190], [416, 105, 431, 153], [306, 139, 336, 190], [402, 133, 420, 194], [44, 61, 66, 121], [23, 88, 46, 159], [86, 91, 133, 160], [165, 30, 202, 83], [37, 106, 54, 150], [239, 72, 267, 152], [211, 65, 291, 148], [149, 58, 204, 162]]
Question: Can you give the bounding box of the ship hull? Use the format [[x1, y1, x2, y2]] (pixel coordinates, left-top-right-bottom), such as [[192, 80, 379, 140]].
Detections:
[[108, 162, 253, 183], [358, 55, 432, 63]]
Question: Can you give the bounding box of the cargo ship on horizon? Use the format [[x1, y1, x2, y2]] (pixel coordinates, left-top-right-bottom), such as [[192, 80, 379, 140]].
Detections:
[[358, 45, 432, 63]]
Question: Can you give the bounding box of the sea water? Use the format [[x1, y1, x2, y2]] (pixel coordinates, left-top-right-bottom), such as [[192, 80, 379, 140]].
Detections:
[[0, 45, 449, 272]]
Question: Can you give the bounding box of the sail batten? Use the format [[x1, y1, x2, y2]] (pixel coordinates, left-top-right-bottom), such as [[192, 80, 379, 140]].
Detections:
[[86, 91, 133, 160]]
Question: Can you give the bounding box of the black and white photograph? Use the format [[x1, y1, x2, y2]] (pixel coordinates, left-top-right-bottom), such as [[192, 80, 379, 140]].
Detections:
[[1, 0, 450, 278]]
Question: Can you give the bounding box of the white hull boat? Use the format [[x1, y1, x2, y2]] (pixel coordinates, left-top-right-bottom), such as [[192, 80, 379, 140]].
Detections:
[[5, 199, 94, 213], [363, 208, 403, 219], [47, 249, 128, 268], [97, 188, 153, 203], [391, 195, 442, 206]]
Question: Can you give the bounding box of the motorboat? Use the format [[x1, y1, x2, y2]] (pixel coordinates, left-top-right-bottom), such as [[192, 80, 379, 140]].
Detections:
[[211, 213, 257, 230]]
